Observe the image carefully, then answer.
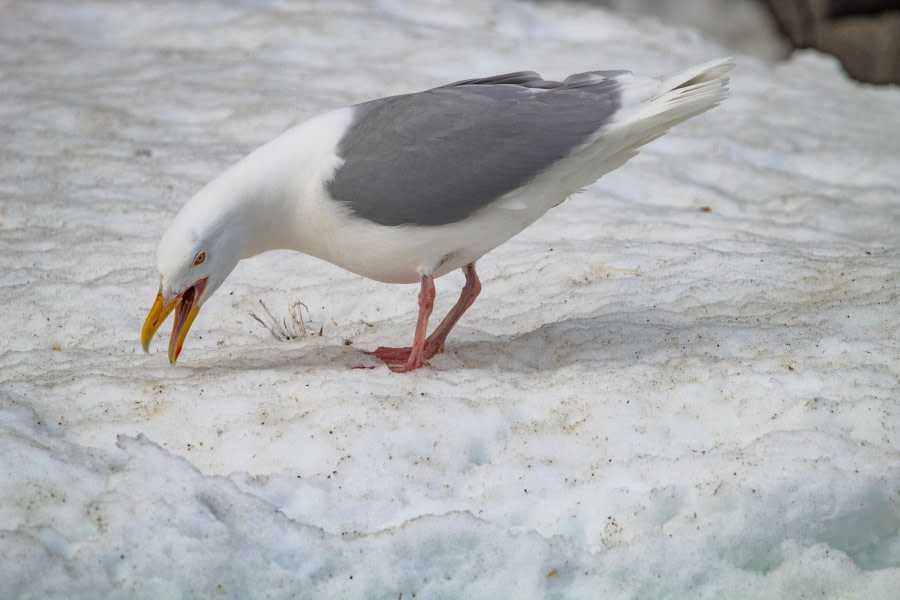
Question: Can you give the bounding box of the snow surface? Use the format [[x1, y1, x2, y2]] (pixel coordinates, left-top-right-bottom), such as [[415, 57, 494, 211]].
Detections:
[[2, 0, 899, 598]]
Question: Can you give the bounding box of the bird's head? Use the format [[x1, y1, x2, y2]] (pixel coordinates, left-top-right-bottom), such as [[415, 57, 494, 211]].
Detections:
[[140, 117, 321, 363], [141, 201, 241, 364]]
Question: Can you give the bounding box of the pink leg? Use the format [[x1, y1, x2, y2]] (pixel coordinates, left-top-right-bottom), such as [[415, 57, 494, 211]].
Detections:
[[421, 263, 481, 357], [387, 274, 436, 373], [372, 264, 481, 371]]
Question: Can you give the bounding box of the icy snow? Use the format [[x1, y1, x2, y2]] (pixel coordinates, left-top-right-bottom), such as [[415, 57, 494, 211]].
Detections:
[[2, 0, 899, 598]]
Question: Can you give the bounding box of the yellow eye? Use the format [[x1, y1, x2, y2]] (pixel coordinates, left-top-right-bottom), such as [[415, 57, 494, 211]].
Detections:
[[193, 251, 206, 266]]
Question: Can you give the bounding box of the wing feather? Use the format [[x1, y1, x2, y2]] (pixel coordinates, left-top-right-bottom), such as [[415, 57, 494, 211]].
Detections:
[[326, 74, 622, 227]]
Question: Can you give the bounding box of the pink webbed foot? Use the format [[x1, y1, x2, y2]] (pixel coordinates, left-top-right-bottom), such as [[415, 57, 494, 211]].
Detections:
[[370, 341, 446, 371], [370, 346, 413, 364], [370, 341, 446, 364]]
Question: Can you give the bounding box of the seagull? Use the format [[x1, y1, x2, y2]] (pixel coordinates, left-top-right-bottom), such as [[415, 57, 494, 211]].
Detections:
[[142, 58, 732, 372]]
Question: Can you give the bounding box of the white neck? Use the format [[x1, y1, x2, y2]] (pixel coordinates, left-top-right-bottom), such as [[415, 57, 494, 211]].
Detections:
[[200, 107, 355, 261]]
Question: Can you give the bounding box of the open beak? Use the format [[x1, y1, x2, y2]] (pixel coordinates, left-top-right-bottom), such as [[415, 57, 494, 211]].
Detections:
[[141, 278, 208, 364]]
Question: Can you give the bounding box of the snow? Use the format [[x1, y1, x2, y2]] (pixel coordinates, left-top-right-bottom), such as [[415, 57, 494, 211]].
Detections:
[[2, 0, 899, 598]]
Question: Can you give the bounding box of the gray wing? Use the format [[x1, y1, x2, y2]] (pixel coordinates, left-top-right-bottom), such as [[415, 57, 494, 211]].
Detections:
[[326, 72, 623, 227]]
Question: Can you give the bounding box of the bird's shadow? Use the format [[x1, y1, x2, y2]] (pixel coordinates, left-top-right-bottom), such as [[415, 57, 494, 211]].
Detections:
[[196, 308, 764, 374]]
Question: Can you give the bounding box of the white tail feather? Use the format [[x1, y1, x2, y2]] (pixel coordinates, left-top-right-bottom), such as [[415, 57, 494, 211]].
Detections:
[[556, 58, 733, 193], [620, 57, 733, 143]]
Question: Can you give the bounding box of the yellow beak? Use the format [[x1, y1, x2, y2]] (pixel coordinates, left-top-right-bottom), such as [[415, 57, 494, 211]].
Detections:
[[141, 290, 177, 353], [141, 278, 207, 364]]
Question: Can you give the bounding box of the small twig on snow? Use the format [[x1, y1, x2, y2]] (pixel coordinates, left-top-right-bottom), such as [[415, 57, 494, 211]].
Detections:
[[249, 298, 311, 341]]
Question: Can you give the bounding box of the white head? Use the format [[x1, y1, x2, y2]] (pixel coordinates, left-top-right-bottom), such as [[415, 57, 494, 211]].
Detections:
[[141, 181, 245, 364]]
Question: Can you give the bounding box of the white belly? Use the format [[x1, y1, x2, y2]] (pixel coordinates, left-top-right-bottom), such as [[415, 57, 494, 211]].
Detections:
[[303, 198, 549, 284]]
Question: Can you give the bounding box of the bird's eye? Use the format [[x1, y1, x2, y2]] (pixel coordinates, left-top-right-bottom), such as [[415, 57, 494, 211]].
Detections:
[[193, 251, 206, 266]]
